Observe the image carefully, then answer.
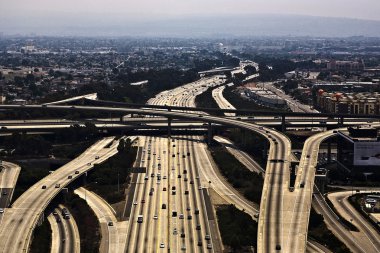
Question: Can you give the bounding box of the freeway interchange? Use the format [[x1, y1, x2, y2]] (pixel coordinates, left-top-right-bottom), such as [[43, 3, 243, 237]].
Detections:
[[0, 80, 380, 252]]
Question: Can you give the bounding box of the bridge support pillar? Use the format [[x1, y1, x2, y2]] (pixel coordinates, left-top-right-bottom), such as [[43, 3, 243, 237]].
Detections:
[[167, 117, 172, 137], [208, 122, 213, 145], [339, 116, 344, 127], [327, 140, 332, 163], [281, 115, 286, 132]]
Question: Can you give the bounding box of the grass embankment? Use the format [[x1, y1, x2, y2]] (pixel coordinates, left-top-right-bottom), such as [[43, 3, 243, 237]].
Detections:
[[225, 128, 269, 169], [87, 138, 137, 204], [30, 218, 52, 253], [216, 204, 257, 252], [209, 143, 263, 204], [308, 207, 351, 253], [195, 86, 225, 116], [65, 193, 101, 253]]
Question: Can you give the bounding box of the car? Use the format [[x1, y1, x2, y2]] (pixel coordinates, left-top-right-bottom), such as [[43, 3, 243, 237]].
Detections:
[[41, 185, 47, 189], [75, 171, 79, 174], [149, 192, 153, 196], [141, 199, 145, 203], [207, 244, 212, 249], [0, 208, 4, 213], [172, 154, 175, 158], [254, 213, 259, 218], [289, 187, 295, 192], [68, 175, 72, 179], [186, 207, 191, 211], [151, 173, 154, 177], [196, 225, 201, 230], [173, 228, 178, 235], [162, 204, 166, 209], [53, 211, 58, 215], [276, 245, 281, 250], [163, 176, 167, 179], [184, 190, 189, 195], [144, 176, 149, 180], [133, 202, 138, 205], [178, 175, 182, 178], [188, 215, 192, 220], [160, 243, 165, 248], [55, 184, 60, 188], [95, 156, 99, 159], [163, 187, 167, 191], [179, 214, 184, 219], [300, 182, 305, 188], [180, 233, 185, 238], [184, 178, 188, 182], [153, 215, 158, 220], [306, 155, 310, 158], [195, 209, 200, 215], [181, 245, 186, 250], [205, 235, 211, 240], [87, 162, 91, 166], [198, 241, 203, 246], [108, 221, 114, 226], [190, 180, 194, 184]]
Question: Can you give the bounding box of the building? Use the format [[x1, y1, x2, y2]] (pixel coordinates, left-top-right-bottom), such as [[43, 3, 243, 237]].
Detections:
[[327, 60, 365, 71], [337, 127, 380, 175], [316, 90, 380, 115], [244, 87, 287, 108]]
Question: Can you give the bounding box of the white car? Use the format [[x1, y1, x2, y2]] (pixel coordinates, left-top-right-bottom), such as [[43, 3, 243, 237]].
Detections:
[[0, 208, 4, 213], [160, 243, 165, 248], [153, 215, 158, 220], [133, 202, 138, 206]]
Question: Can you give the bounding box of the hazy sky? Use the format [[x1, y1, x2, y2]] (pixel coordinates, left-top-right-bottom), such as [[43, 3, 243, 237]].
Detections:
[[1, 0, 380, 21]]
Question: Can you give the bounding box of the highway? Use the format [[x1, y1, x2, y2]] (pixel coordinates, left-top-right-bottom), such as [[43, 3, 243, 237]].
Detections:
[[327, 190, 380, 252], [75, 187, 123, 253], [312, 191, 368, 252], [149, 76, 291, 253], [211, 85, 236, 116], [0, 137, 121, 253], [0, 161, 21, 209], [283, 129, 337, 252], [125, 77, 225, 252], [2, 97, 368, 252], [47, 205, 80, 253], [44, 93, 98, 105], [0, 89, 292, 252]]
